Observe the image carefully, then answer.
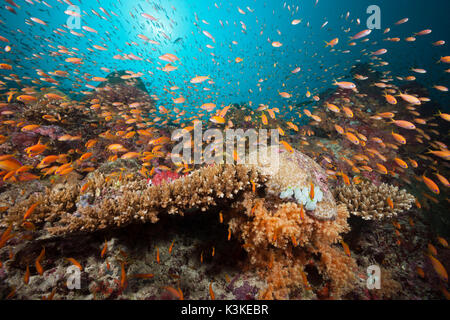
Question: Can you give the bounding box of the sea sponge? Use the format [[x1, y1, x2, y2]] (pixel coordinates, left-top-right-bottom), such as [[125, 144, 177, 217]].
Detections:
[[334, 181, 415, 220]]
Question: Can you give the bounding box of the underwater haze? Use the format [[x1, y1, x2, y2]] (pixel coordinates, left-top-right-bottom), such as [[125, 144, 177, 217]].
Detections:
[[2, 0, 450, 111]]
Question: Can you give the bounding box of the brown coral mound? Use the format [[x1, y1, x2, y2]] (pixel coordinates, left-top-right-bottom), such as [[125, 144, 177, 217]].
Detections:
[[4, 164, 265, 235], [334, 181, 415, 220], [228, 192, 358, 299], [251, 146, 337, 220]]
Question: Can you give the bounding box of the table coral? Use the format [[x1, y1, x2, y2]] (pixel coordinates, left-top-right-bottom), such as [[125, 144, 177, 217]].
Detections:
[[4, 163, 265, 235]]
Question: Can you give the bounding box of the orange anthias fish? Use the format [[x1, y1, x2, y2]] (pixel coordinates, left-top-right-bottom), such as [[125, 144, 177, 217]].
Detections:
[[427, 254, 448, 282], [345, 132, 359, 145], [35, 247, 45, 275], [0, 157, 22, 172], [280, 140, 294, 153], [25, 142, 48, 156], [209, 282, 215, 300], [437, 236, 448, 248], [300, 270, 312, 290], [100, 239, 108, 258], [416, 266, 425, 278], [341, 240, 351, 257], [428, 244, 438, 256], [168, 240, 175, 254], [340, 171, 350, 185], [387, 197, 394, 209], [325, 38, 339, 47], [24, 265, 30, 285], [250, 180, 256, 193], [80, 182, 91, 193], [164, 286, 184, 300], [120, 261, 127, 289], [156, 246, 160, 264], [309, 182, 315, 200], [0, 225, 14, 249], [66, 258, 83, 271], [422, 175, 440, 194], [23, 202, 39, 220], [132, 273, 155, 279], [209, 116, 225, 124]]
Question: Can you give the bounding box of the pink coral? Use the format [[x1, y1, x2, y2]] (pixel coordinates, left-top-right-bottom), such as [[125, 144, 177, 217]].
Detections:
[[150, 170, 181, 186]]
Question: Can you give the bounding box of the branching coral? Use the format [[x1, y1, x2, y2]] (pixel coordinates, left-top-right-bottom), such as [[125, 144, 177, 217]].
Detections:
[[4, 164, 265, 235], [334, 181, 415, 220]]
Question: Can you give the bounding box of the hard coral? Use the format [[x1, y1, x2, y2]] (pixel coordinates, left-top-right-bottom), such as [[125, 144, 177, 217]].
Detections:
[[4, 164, 265, 236], [334, 181, 415, 220]]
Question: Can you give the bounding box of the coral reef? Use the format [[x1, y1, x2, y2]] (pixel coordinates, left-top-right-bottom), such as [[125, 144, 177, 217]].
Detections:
[[95, 70, 150, 95], [0, 143, 437, 300], [335, 181, 415, 220]]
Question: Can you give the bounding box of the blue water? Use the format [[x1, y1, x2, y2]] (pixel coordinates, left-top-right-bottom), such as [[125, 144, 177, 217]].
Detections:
[[1, 0, 449, 115]]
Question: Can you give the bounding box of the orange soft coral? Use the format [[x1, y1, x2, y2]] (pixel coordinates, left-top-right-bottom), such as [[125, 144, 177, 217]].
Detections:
[[228, 192, 358, 299]]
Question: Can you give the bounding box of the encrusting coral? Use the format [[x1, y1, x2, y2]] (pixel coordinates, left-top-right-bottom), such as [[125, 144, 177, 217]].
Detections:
[[334, 181, 415, 220]]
